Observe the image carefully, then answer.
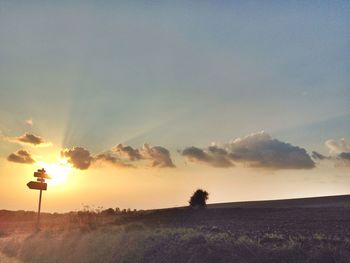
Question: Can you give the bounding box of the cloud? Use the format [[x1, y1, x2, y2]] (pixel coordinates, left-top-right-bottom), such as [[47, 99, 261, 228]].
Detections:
[[311, 151, 329, 160], [25, 118, 33, 126], [325, 138, 350, 155], [6, 133, 51, 147], [93, 152, 134, 168], [112, 144, 142, 161], [336, 152, 350, 167], [182, 146, 233, 168], [112, 143, 175, 168], [141, 144, 175, 168], [313, 139, 350, 168], [338, 152, 350, 161], [61, 147, 92, 170], [7, 150, 35, 164], [17, 133, 45, 145], [226, 132, 315, 169], [60, 143, 175, 170], [182, 131, 315, 169]]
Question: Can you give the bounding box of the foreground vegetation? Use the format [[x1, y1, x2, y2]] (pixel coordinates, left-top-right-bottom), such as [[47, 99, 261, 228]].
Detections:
[[1, 207, 350, 263]]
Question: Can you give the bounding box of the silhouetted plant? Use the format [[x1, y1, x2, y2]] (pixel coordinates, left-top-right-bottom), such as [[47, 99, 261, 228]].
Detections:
[[101, 208, 115, 216], [189, 189, 209, 208]]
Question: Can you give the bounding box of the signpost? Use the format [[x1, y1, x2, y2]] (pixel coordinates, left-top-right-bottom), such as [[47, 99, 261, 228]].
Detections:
[[27, 181, 47, 191], [27, 168, 51, 230]]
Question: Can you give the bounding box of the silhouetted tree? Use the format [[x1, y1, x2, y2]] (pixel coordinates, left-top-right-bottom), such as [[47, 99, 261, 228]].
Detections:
[[189, 189, 209, 208]]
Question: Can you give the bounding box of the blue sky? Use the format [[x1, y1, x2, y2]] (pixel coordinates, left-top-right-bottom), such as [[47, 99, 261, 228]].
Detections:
[[0, 1, 349, 210], [1, 1, 349, 151]]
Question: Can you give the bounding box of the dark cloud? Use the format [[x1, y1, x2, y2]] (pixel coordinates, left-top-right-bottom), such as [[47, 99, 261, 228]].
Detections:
[[60, 143, 175, 170], [112, 143, 175, 168], [61, 147, 92, 170], [93, 152, 134, 168], [182, 146, 233, 168], [339, 152, 350, 160], [336, 152, 350, 167], [226, 132, 315, 169], [112, 144, 142, 161], [141, 144, 175, 168], [182, 132, 315, 169], [16, 133, 47, 146], [7, 150, 35, 164], [312, 151, 329, 160]]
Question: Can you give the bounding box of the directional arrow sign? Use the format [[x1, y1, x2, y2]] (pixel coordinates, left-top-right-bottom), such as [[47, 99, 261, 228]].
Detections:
[[27, 181, 47, 191], [34, 172, 51, 179]]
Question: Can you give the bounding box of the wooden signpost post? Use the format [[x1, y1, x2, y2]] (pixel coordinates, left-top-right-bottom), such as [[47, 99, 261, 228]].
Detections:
[[27, 168, 51, 230]]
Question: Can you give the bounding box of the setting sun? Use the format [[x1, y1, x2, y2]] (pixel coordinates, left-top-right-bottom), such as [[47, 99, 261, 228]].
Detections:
[[37, 160, 72, 186]]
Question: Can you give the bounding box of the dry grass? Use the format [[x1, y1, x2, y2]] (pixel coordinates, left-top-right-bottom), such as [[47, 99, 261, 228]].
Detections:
[[1, 207, 350, 263]]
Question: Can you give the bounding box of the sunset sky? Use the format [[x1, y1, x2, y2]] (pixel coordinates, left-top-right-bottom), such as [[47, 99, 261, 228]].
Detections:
[[1, 1, 349, 212]]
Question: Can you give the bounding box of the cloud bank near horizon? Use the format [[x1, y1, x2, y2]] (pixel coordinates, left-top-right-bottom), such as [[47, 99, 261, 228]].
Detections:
[[5, 130, 349, 171]]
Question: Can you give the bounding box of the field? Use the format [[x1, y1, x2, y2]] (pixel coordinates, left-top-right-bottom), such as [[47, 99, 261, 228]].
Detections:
[[1, 195, 350, 263]]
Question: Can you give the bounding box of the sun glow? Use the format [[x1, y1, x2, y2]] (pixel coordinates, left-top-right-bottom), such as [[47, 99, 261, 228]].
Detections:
[[37, 159, 72, 186]]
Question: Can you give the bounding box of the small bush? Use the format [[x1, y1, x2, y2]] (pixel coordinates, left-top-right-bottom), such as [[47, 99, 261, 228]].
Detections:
[[189, 189, 209, 208]]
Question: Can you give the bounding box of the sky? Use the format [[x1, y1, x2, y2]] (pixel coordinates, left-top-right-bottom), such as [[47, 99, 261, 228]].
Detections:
[[0, 1, 349, 212]]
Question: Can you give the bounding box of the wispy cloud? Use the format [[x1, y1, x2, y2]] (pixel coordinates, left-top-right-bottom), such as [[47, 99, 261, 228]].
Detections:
[[93, 152, 134, 168], [25, 118, 33, 126], [5, 133, 51, 147], [325, 138, 350, 155], [316, 138, 350, 168], [17, 133, 45, 145]]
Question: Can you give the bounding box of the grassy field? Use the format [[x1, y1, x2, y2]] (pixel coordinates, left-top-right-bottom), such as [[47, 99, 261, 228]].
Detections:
[[1, 196, 350, 263]]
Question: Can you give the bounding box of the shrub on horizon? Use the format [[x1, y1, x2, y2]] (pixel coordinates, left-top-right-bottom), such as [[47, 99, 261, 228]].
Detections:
[[189, 189, 209, 208]]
